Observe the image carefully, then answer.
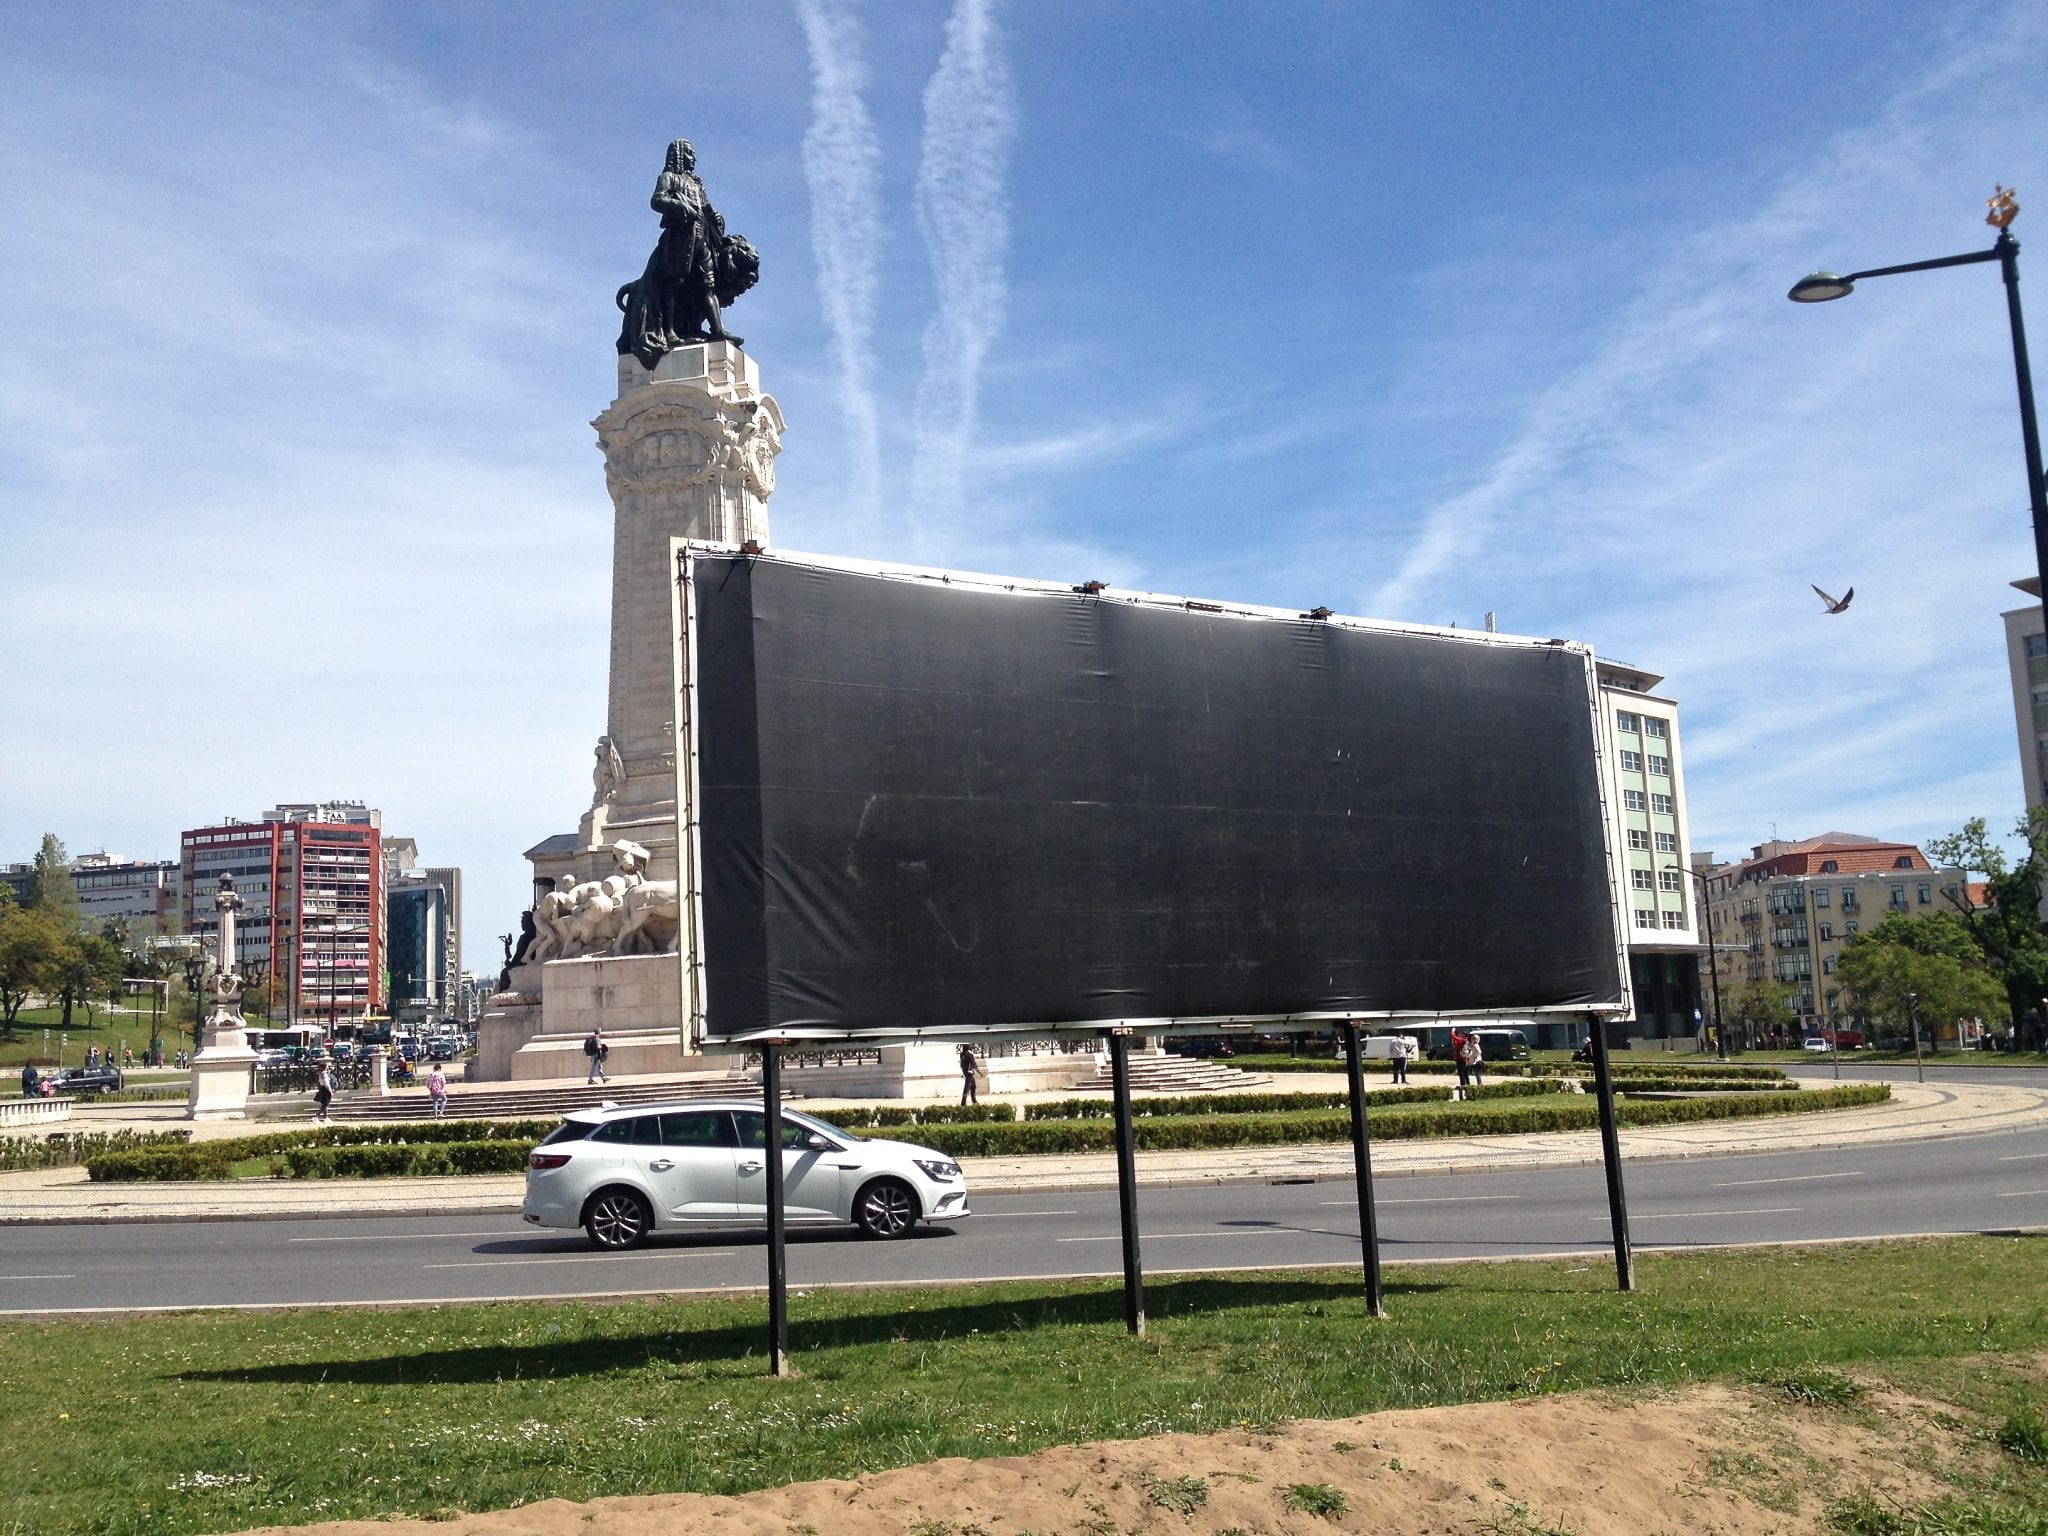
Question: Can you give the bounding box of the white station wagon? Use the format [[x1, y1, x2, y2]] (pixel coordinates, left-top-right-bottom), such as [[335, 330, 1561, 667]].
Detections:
[[522, 1099, 971, 1249]]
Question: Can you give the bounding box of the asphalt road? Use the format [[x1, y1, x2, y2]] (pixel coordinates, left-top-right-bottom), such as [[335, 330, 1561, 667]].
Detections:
[[1785, 1062, 2048, 1087], [6, 1124, 2045, 1314]]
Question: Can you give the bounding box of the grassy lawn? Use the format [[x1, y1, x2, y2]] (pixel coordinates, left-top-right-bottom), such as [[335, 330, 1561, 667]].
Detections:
[[0, 1235, 2043, 1536]]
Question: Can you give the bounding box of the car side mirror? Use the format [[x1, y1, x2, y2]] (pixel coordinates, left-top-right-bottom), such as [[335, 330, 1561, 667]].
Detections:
[[804, 1132, 834, 1151]]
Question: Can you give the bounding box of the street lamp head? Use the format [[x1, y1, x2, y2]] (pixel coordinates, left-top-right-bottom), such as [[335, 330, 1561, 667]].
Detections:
[[1789, 272, 1855, 303]]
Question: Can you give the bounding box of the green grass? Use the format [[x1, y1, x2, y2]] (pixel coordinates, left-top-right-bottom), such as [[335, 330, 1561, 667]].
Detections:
[[1, 1236, 2045, 1536]]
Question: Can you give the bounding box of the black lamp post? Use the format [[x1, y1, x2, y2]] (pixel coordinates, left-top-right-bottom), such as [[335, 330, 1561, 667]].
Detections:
[[1677, 865, 1730, 1060], [181, 950, 205, 1052], [1790, 187, 2047, 605]]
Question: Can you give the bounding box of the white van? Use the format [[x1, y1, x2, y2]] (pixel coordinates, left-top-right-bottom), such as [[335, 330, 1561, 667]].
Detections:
[[1360, 1034, 1419, 1060]]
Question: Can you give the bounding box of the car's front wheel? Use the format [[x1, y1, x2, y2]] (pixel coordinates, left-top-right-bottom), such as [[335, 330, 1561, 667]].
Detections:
[[854, 1176, 920, 1239], [583, 1188, 652, 1250]]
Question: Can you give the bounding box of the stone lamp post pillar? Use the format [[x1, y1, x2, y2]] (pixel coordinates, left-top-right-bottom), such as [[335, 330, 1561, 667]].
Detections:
[[187, 873, 259, 1120]]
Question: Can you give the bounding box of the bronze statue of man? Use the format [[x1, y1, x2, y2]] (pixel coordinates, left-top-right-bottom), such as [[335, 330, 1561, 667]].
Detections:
[[617, 138, 759, 368]]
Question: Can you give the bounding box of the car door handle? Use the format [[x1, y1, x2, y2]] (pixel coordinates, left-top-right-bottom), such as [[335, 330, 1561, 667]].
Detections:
[[649, 1159, 674, 1172], [738, 1159, 763, 1172]]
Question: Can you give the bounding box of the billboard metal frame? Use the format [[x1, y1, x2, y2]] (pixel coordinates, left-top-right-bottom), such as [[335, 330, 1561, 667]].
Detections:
[[664, 539, 1639, 1378]]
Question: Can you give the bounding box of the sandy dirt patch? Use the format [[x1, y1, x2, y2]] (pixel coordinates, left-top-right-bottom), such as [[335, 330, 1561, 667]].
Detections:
[[223, 1358, 2042, 1536]]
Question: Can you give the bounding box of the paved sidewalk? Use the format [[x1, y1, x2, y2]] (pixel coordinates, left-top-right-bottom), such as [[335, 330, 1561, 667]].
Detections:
[[2, 1077, 2043, 1225]]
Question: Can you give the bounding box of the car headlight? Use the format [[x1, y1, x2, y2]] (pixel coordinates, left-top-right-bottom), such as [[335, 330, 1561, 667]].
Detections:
[[913, 1158, 961, 1182]]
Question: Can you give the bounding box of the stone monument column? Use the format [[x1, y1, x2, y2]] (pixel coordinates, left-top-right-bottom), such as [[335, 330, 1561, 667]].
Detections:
[[574, 342, 784, 886], [188, 874, 258, 1120]]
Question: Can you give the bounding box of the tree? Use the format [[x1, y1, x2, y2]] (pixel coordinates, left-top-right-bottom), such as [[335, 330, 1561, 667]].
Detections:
[[1835, 913, 2008, 1047], [1927, 814, 2048, 1036], [1726, 979, 1798, 1047], [26, 833, 81, 931], [0, 904, 70, 1032]]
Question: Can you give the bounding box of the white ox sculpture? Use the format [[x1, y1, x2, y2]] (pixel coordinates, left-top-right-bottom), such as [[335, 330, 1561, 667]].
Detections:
[[527, 841, 682, 961]]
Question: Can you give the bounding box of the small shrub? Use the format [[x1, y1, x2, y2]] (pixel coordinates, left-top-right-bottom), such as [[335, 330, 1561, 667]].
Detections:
[[1753, 1367, 1865, 1407], [1999, 1404, 2048, 1464], [1283, 1483, 1348, 1519], [1141, 1472, 1208, 1516]]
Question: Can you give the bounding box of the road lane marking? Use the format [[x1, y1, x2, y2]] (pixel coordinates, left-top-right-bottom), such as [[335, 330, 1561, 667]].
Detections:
[[1321, 1195, 1518, 1206], [1998, 1151, 2048, 1161], [422, 1254, 734, 1269], [1056, 1230, 1310, 1244], [1996, 1189, 2048, 1198], [977, 1210, 1080, 1218], [1712, 1172, 1863, 1187], [1633, 1208, 1801, 1219], [289, 1232, 521, 1243], [0, 1274, 76, 1282]]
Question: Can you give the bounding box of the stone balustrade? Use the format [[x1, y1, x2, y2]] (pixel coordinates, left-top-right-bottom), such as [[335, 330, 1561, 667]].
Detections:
[[0, 1096, 76, 1128]]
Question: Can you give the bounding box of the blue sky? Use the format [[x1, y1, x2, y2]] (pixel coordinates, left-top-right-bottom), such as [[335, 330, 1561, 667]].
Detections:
[[4, 0, 2046, 970]]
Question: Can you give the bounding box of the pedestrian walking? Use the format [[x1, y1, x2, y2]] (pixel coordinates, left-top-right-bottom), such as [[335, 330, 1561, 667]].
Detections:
[[958, 1042, 980, 1106], [584, 1029, 608, 1084], [313, 1059, 336, 1122], [426, 1063, 448, 1118], [20, 1062, 40, 1098]]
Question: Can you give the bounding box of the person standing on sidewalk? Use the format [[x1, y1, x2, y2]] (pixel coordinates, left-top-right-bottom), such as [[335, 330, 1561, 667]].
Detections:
[[1459, 1030, 1485, 1089], [1390, 1033, 1414, 1085], [313, 1059, 336, 1122], [958, 1042, 979, 1106], [426, 1063, 448, 1118]]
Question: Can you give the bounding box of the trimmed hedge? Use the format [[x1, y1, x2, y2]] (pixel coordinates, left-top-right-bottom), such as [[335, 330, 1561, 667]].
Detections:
[[811, 1102, 1018, 1129], [1021, 1079, 1562, 1121], [84, 1119, 559, 1182], [282, 1139, 536, 1179], [898, 1083, 1891, 1158], [79, 1084, 1890, 1180], [0, 1128, 192, 1173], [1222, 1055, 1791, 1083]]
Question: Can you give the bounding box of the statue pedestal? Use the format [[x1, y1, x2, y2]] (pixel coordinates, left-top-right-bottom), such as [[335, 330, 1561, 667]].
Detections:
[[186, 1039, 257, 1120], [506, 953, 689, 1080]]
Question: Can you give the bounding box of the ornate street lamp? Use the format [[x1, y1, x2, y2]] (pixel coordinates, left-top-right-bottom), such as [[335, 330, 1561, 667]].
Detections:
[[181, 949, 206, 1051], [1790, 187, 2047, 605]]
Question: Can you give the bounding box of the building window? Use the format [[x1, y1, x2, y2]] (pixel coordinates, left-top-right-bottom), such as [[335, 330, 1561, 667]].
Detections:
[[1822, 954, 1837, 974], [1820, 859, 1838, 872], [1813, 888, 1830, 908], [2028, 632, 2048, 658], [1841, 889, 1858, 909], [1632, 869, 1655, 890], [1647, 754, 1670, 776], [1890, 886, 1907, 909], [1616, 710, 1640, 734], [1845, 918, 1859, 934], [1662, 910, 1686, 930], [1917, 883, 1931, 904], [1645, 717, 1667, 738], [1635, 908, 1657, 928], [1818, 921, 1834, 940], [1619, 749, 1642, 772], [1624, 789, 1645, 811], [1654, 832, 1677, 854], [1650, 792, 1673, 815], [1658, 869, 1681, 892], [1628, 829, 1650, 851], [1894, 855, 1913, 868]]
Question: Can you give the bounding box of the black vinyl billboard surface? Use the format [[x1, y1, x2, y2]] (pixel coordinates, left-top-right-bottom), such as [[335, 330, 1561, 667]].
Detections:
[[688, 553, 1625, 1040]]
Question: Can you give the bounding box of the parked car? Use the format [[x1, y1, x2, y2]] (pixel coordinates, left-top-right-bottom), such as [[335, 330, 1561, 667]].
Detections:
[[1801, 1035, 1834, 1053], [522, 1100, 971, 1250], [51, 1066, 124, 1095], [1167, 1036, 1235, 1058]]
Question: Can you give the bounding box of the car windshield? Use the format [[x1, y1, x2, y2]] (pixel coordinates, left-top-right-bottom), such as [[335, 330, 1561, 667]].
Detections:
[[538, 1121, 597, 1147]]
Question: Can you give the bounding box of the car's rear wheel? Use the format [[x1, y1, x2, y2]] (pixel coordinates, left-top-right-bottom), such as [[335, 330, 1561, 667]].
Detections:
[[854, 1176, 919, 1239], [583, 1188, 652, 1250]]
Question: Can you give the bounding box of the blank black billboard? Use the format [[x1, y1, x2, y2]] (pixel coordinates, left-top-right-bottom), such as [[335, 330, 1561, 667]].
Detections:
[[690, 554, 1624, 1039]]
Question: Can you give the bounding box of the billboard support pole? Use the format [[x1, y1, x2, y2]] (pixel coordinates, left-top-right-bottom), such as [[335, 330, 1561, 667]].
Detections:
[[1585, 1013, 1634, 1292], [1108, 1031, 1146, 1337], [761, 1042, 792, 1375], [1341, 1023, 1386, 1318]]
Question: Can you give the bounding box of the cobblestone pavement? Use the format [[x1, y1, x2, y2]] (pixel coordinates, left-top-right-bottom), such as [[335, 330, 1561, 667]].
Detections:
[[3, 1076, 2043, 1225]]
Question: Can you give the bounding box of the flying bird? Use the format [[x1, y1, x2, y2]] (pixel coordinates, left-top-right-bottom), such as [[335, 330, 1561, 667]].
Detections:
[[1811, 584, 1854, 614]]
